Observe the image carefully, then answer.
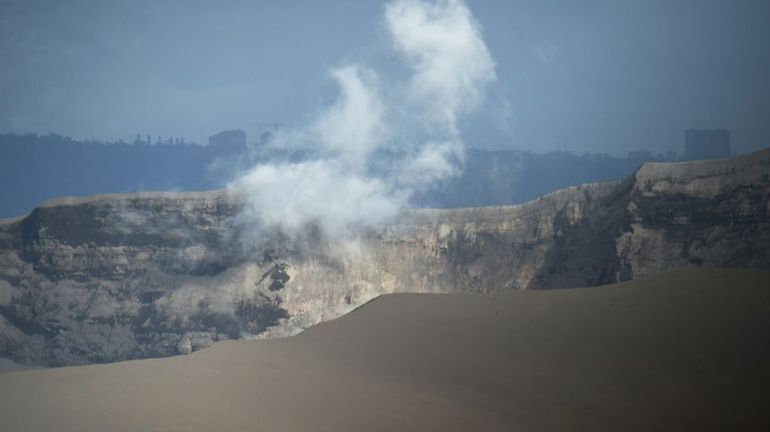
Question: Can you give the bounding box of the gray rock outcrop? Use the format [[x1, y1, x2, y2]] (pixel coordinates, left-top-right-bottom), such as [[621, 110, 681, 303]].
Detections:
[[1, 149, 768, 368]]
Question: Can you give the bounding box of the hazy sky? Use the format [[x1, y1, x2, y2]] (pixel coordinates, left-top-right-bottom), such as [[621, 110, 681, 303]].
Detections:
[[1, 0, 769, 156]]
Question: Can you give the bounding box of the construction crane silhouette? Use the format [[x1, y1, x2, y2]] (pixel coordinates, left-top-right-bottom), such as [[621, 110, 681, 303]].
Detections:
[[254, 122, 285, 134]]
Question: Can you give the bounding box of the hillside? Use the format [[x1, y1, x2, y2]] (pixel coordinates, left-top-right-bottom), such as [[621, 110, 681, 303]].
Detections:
[[0, 268, 768, 431], [0, 149, 768, 368], [0, 133, 654, 219]]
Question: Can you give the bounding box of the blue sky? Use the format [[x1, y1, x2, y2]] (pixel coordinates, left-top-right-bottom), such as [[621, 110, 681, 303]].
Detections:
[[1, 0, 769, 155]]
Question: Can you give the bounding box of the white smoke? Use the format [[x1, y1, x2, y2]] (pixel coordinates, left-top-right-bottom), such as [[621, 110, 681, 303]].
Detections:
[[386, 0, 496, 132], [231, 0, 496, 238], [311, 66, 389, 170]]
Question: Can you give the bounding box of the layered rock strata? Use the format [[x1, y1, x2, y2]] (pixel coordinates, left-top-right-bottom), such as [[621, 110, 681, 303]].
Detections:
[[1, 149, 768, 368]]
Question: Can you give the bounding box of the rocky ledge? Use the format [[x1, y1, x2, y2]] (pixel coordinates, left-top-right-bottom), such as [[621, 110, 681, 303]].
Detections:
[[1, 149, 768, 368]]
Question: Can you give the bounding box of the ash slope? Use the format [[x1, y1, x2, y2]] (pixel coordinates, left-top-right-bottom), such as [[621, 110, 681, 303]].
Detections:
[[0, 149, 769, 368], [1, 268, 768, 432]]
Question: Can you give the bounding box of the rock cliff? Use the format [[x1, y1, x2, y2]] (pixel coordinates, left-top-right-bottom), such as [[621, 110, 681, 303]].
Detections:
[[1, 149, 768, 368]]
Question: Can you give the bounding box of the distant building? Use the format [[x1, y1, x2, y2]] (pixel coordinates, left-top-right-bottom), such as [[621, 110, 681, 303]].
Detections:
[[684, 129, 730, 160], [208, 129, 247, 155]]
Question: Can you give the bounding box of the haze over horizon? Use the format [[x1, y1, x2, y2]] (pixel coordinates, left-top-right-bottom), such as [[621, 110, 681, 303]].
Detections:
[[1, 4, 770, 430], [2, 0, 769, 156]]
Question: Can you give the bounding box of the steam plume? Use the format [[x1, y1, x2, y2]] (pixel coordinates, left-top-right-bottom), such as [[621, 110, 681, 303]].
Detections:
[[231, 0, 496, 238]]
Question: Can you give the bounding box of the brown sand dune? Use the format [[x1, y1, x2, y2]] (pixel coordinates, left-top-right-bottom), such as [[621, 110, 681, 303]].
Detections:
[[0, 267, 769, 431]]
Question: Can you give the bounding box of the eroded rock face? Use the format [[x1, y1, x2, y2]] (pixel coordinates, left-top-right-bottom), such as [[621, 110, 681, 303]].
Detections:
[[1, 150, 769, 368], [617, 153, 770, 277]]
